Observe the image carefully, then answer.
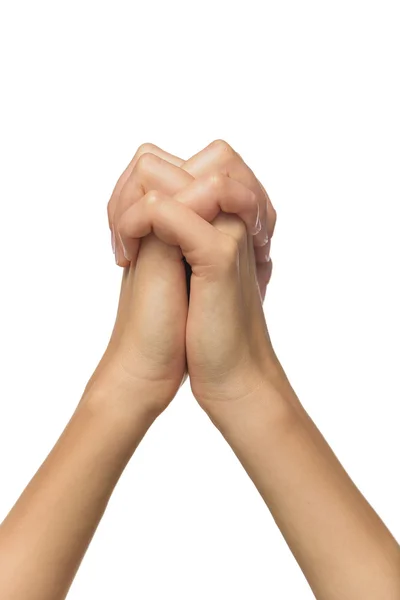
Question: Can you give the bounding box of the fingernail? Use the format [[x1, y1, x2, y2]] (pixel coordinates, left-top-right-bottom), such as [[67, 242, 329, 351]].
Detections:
[[253, 216, 262, 235], [121, 242, 130, 260], [111, 227, 116, 254], [265, 240, 271, 262], [118, 232, 130, 261]]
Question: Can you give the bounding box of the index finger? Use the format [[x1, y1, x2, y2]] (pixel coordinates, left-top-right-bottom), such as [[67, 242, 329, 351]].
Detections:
[[108, 143, 185, 229], [182, 139, 277, 244]]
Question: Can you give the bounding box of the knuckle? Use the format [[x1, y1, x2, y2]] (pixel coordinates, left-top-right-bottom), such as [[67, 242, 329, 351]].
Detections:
[[210, 139, 235, 158], [136, 142, 156, 156], [144, 189, 162, 206], [135, 151, 158, 174], [207, 172, 226, 192]]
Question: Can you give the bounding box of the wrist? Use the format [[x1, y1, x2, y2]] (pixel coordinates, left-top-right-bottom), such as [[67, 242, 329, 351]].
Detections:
[[201, 380, 303, 454], [81, 365, 173, 426], [196, 356, 302, 430]]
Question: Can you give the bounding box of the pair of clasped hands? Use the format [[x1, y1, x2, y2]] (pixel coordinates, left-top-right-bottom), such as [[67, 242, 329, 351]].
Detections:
[[90, 139, 278, 419]]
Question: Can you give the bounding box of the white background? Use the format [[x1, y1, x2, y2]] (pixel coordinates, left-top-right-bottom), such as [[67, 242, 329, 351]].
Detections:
[[0, 1, 399, 598]]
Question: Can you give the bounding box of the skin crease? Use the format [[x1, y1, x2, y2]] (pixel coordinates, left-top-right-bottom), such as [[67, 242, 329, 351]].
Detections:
[[0, 140, 399, 600]]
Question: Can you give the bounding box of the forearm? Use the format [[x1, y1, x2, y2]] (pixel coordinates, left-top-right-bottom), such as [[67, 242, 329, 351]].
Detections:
[[0, 383, 157, 600], [203, 364, 400, 600]]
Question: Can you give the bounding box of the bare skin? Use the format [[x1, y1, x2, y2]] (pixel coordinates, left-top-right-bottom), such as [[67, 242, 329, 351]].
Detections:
[[0, 140, 399, 600]]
